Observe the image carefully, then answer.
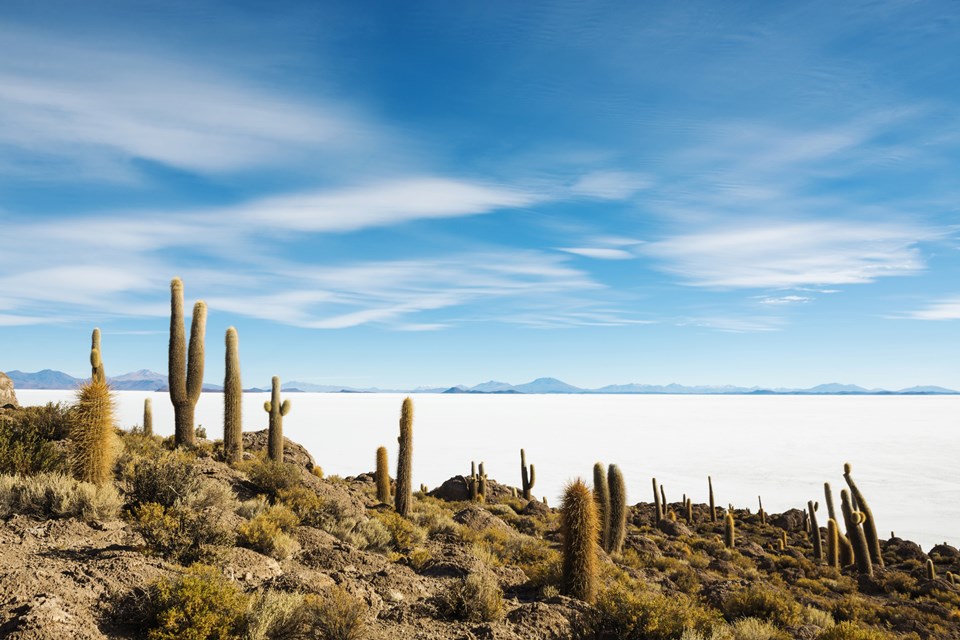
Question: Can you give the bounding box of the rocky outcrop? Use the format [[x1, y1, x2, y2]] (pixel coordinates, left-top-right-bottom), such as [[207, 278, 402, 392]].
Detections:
[[0, 372, 18, 408]]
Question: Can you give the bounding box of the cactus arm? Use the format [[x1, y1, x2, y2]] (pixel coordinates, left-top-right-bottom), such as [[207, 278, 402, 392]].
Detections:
[[281, 399, 291, 416], [185, 301, 207, 403]]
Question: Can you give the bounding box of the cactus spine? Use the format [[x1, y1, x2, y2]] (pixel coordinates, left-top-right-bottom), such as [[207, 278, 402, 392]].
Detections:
[[376, 446, 391, 504], [843, 462, 883, 569], [840, 488, 873, 576], [724, 512, 735, 548], [560, 479, 598, 604], [263, 376, 290, 462], [607, 464, 626, 555], [395, 397, 413, 517], [827, 518, 840, 568], [708, 475, 717, 522], [926, 558, 936, 580], [72, 329, 117, 486], [168, 278, 206, 447], [143, 398, 152, 437], [223, 327, 243, 464], [808, 500, 823, 562], [520, 449, 535, 500], [653, 477, 663, 522], [593, 462, 610, 552]]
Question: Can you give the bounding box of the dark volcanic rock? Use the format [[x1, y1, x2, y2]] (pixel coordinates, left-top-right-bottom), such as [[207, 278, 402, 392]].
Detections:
[[770, 508, 805, 532]]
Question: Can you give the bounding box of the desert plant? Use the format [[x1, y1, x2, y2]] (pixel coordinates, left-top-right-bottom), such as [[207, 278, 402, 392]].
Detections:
[[223, 327, 243, 464], [263, 376, 290, 462], [90, 327, 106, 383], [395, 397, 413, 517], [560, 478, 598, 603], [0, 472, 121, 521], [926, 558, 936, 580], [815, 621, 892, 640], [843, 463, 883, 569], [437, 569, 504, 622], [241, 457, 301, 499], [824, 482, 837, 522], [840, 489, 872, 576], [827, 518, 840, 568], [520, 448, 535, 500], [0, 403, 69, 475], [653, 477, 663, 522], [758, 495, 766, 525], [478, 461, 487, 501], [724, 511, 736, 548], [607, 464, 627, 554], [237, 506, 300, 560], [143, 398, 153, 437], [809, 500, 823, 562], [709, 475, 717, 522], [71, 336, 118, 486], [375, 446, 390, 503], [593, 462, 610, 551], [686, 497, 694, 523], [302, 587, 366, 640], [244, 589, 306, 640], [146, 564, 248, 640], [723, 584, 803, 628], [168, 277, 207, 448]]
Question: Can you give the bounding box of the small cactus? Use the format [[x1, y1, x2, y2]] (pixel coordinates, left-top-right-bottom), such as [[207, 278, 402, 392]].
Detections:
[[223, 327, 243, 464], [660, 484, 667, 514], [607, 464, 627, 555], [724, 512, 735, 548], [520, 449, 535, 500], [263, 376, 291, 462], [376, 446, 391, 503], [168, 278, 206, 447], [395, 397, 413, 517], [560, 478, 598, 604], [808, 500, 823, 562], [758, 495, 766, 525], [478, 462, 488, 501], [90, 328, 106, 384], [781, 530, 788, 549], [827, 518, 840, 568], [926, 558, 936, 580], [593, 462, 610, 552], [685, 498, 694, 523], [652, 477, 663, 522], [708, 475, 717, 522], [143, 398, 153, 437]]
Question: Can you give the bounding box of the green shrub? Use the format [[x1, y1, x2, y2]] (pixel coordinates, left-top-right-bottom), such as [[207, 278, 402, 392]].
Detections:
[[132, 501, 233, 563], [723, 584, 802, 628], [815, 621, 893, 640], [302, 587, 366, 640], [240, 458, 300, 498], [237, 506, 300, 560], [0, 472, 121, 521], [125, 451, 203, 508], [437, 570, 504, 622], [146, 564, 248, 640], [373, 509, 427, 551], [0, 404, 70, 475], [594, 579, 722, 640]]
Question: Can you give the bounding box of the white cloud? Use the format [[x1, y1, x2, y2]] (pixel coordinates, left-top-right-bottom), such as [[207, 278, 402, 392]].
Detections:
[[569, 171, 653, 199], [644, 221, 932, 289], [678, 316, 785, 333], [558, 247, 635, 260], [757, 295, 812, 305], [901, 297, 960, 321]]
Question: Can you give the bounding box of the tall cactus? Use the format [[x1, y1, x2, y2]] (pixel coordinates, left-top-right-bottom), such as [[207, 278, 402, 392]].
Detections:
[[607, 464, 627, 555], [560, 478, 598, 604], [840, 489, 872, 576], [652, 477, 663, 522], [724, 512, 735, 548], [72, 331, 117, 486], [263, 376, 290, 462], [708, 475, 717, 522], [843, 462, 883, 569], [520, 449, 536, 500], [593, 462, 610, 552], [376, 446, 391, 504], [808, 500, 823, 562], [143, 398, 153, 436], [827, 518, 840, 568], [758, 496, 766, 525], [926, 559, 937, 580], [90, 328, 106, 384], [478, 462, 487, 501], [395, 397, 413, 517], [168, 278, 207, 447], [223, 327, 243, 464], [824, 482, 837, 523]]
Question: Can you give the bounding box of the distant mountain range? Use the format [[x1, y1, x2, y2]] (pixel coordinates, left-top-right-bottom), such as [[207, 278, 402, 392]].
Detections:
[[4, 370, 957, 395]]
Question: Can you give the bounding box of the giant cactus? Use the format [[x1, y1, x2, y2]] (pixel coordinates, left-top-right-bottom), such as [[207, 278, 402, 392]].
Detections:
[[263, 376, 290, 462], [395, 397, 413, 517], [520, 448, 536, 500], [223, 327, 243, 464], [560, 478, 598, 604], [168, 278, 207, 447]]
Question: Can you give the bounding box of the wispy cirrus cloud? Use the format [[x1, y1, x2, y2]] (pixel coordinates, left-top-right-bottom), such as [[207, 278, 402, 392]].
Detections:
[[643, 221, 934, 289], [900, 297, 960, 321]]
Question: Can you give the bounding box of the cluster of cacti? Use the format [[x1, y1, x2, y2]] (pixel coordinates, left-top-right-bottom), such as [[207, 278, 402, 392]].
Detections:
[[843, 462, 883, 568], [71, 328, 117, 486], [593, 462, 610, 551], [468, 461, 488, 502], [724, 511, 735, 548], [223, 327, 243, 464], [376, 446, 391, 504], [263, 376, 290, 462], [840, 488, 873, 576], [168, 277, 207, 448], [395, 397, 413, 517], [808, 500, 823, 562], [520, 449, 535, 500], [607, 464, 626, 554], [143, 398, 153, 437], [560, 478, 598, 603]]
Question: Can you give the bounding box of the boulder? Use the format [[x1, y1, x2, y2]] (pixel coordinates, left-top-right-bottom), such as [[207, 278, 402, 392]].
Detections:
[[0, 372, 17, 409], [242, 429, 316, 471], [769, 508, 805, 532]]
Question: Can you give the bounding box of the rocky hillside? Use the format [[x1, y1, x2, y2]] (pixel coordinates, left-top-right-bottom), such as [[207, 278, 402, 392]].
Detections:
[[0, 402, 958, 639]]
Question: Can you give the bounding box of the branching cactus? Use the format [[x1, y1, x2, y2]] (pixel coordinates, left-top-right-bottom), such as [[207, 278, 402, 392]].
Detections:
[[143, 398, 153, 437], [708, 476, 717, 522], [263, 376, 290, 462], [808, 500, 823, 562], [560, 478, 598, 604], [168, 278, 207, 448], [520, 448, 536, 500], [840, 488, 873, 576], [827, 518, 840, 568], [376, 446, 391, 504], [724, 512, 735, 548], [395, 397, 413, 517], [843, 462, 883, 569], [223, 327, 243, 464], [593, 462, 610, 552], [607, 464, 626, 555]]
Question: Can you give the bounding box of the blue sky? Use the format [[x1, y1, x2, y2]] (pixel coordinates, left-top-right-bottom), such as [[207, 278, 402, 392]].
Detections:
[[1, 0, 959, 390]]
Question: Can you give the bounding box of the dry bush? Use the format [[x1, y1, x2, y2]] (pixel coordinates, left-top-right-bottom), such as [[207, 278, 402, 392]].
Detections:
[[436, 570, 504, 622], [0, 403, 70, 475], [237, 505, 300, 560], [145, 564, 248, 640], [244, 589, 306, 640], [0, 472, 121, 521], [302, 587, 366, 640]]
